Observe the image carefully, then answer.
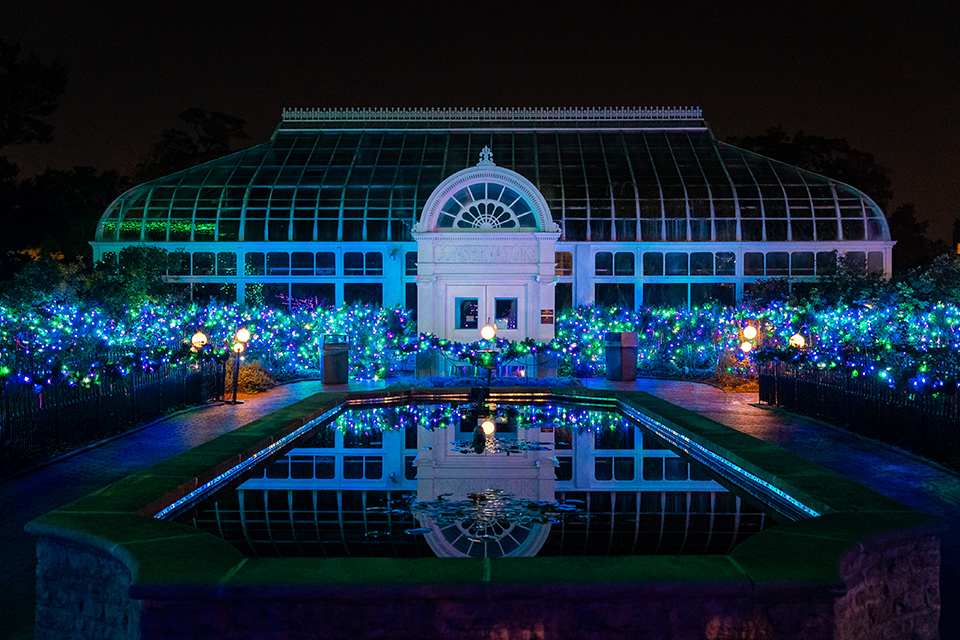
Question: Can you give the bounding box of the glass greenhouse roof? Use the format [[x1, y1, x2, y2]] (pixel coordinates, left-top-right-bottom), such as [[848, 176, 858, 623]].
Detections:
[[96, 108, 890, 244]]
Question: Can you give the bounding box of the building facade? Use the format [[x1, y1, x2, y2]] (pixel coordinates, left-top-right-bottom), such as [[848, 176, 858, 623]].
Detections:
[[93, 107, 893, 342]]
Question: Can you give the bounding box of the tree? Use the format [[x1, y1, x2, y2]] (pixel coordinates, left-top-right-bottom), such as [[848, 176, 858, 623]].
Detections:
[[0, 251, 87, 308], [87, 245, 186, 313], [13, 167, 130, 258], [0, 40, 69, 150], [727, 126, 893, 210], [887, 203, 948, 274], [132, 108, 249, 183]]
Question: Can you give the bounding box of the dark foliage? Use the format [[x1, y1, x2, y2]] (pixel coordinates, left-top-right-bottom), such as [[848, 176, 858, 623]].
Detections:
[[727, 125, 893, 210], [132, 108, 249, 183], [0, 40, 69, 150]]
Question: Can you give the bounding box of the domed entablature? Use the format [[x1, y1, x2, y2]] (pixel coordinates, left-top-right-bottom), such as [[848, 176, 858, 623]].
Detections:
[[414, 147, 559, 234]]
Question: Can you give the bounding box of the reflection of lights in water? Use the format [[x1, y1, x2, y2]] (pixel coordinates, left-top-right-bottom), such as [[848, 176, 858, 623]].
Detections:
[[742, 325, 757, 340], [740, 341, 752, 353]]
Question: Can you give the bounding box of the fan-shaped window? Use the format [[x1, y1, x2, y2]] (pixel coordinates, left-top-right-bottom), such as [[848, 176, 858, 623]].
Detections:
[[436, 183, 537, 230]]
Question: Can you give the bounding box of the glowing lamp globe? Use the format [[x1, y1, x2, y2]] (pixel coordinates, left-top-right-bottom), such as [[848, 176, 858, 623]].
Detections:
[[742, 326, 758, 340], [481, 420, 496, 436], [235, 328, 251, 344], [740, 341, 753, 353], [789, 333, 806, 349], [232, 342, 245, 354], [480, 324, 496, 341], [191, 331, 208, 349]]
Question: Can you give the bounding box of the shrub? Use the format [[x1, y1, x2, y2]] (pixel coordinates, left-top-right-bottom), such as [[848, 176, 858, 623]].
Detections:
[[225, 359, 276, 394]]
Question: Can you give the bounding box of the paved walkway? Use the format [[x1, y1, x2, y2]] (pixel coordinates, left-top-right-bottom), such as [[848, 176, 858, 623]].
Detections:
[[2, 379, 957, 638], [585, 378, 960, 637]]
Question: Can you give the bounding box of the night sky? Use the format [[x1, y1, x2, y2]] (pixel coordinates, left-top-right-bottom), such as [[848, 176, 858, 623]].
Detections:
[[2, 1, 958, 240]]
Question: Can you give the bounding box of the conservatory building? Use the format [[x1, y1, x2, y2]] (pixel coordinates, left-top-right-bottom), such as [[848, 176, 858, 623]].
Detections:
[[93, 107, 893, 342]]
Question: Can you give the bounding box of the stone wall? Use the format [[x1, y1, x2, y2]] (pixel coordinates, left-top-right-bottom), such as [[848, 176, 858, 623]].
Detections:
[[33, 530, 941, 640], [135, 585, 836, 640], [35, 537, 140, 640], [835, 530, 940, 640]]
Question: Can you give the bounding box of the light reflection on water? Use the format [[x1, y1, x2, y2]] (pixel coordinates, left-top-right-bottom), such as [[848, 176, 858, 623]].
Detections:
[[186, 403, 779, 558]]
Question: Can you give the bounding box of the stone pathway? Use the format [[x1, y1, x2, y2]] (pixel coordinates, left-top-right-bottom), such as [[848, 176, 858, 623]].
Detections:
[[3, 378, 957, 638], [0, 380, 373, 640]]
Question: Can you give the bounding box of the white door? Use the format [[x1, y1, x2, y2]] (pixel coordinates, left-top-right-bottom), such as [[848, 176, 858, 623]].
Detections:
[[446, 285, 526, 341]]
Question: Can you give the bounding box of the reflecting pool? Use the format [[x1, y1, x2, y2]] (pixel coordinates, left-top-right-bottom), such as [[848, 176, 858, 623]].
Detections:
[[182, 401, 782, 558]]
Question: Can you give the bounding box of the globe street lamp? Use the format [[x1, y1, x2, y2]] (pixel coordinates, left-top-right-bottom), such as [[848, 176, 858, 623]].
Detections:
[[479, 323, 497, 387], [227, 328, 251, 405], [191, 331, 208, 351]]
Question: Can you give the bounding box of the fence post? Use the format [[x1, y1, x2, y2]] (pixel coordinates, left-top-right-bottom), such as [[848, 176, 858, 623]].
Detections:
[[53, 378, 62, 446]]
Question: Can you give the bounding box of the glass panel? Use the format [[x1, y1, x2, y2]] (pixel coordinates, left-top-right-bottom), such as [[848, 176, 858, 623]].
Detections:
[[457, 298, 479, 329], [690, 252, 712, 275], [267, 252, 290, 276], [315, 456, 335, 479], [365, 252, 383, 275], [642, 252, 663, 276], [217, 252, 237, 276], [642, 457, 664, 481], [614, 252, 635, 276], [744, 253, 764, 276], [817, 251, 837, 275], [614, 457, 635, 481], [495, 298, 518, 330], [291, 252, 314, 275], [690, 283, 734, 306], [555, 457, 573, 481], [595, 426, 635, 450], [555, 251, 573, 276], [665, 457, 688, 481], [343, 252, 364, 276], [595, 283, 634, 309], [791, 252, 815, 275], [766, 252, 789, 276], [643, 284, 687, 308], [290, 283, 335, 308], [595, 457, 613, 481], [595, 252, 613, 276], [192, 252, 215, 276], [867, 251, 884, 275], [290, 456, 314, 479], [343, 456, 364, 479], [715, 252, 735, 276], [846, 251, 866, 274], [316, 252, 335, 275], [364, 457, 382, 480], [665, 253, 688, 276], [343, 283, 383, 305], [168, 252, 190, 276], [555, 283, 573, 313], [405, 251, 418, 276]]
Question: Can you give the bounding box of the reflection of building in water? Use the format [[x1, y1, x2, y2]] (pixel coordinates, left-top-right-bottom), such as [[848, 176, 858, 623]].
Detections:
[[188, 405, 775, 557]]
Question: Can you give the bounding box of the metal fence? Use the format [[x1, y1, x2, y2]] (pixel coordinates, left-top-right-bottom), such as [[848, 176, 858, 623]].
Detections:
[[0, 361, 223, 470], [758, 361, 960, 471]]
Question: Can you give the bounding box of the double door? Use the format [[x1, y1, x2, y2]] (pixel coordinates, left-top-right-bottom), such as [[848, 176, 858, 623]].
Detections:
[[446, 285, 525, 341]]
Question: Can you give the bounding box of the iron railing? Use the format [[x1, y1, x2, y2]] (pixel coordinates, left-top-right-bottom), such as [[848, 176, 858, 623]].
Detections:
[[0, 361, 223, 470], [758, 361, 960, 471]]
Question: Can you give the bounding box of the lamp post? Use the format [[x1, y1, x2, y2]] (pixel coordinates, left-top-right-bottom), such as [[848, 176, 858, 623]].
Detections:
[[226, 328, 251, 405], [479, 323, 497, 387]]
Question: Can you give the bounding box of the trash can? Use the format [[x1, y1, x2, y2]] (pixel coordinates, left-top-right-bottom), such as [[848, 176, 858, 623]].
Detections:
[[322, 334, 349, 384], [604, 332, 638, 381]]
